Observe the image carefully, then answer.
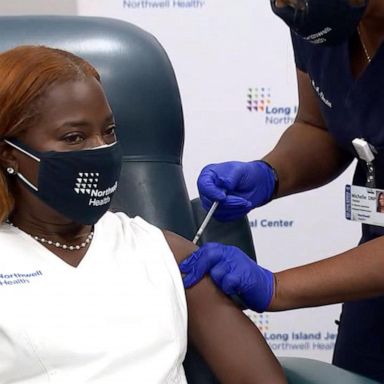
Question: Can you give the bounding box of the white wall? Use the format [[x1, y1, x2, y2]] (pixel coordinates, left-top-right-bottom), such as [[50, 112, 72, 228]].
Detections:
[[0, 0, 76, 15]]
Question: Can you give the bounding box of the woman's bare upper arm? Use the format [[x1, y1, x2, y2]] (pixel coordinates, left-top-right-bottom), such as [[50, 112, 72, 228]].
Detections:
[[163, 230, 286, 384], [163, 230, 197, 263]]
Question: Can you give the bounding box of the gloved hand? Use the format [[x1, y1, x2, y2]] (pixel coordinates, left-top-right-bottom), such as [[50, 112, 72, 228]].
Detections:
[[197, 160, 277, 221], [179, 242, 275, 313]]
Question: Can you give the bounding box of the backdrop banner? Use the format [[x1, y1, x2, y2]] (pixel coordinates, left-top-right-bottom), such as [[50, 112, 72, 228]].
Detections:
[[77, 0, 360, 362]]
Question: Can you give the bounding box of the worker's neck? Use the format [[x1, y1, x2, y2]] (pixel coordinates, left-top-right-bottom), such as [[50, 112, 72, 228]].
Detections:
[[362, 0, 384, 34]]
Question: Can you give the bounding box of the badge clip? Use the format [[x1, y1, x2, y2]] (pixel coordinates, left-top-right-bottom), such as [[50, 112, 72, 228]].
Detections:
[[352, 138, 377, 188]]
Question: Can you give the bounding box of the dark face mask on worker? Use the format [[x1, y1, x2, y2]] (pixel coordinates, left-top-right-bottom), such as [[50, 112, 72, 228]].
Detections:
[[270, 0, 369, 46], [5, 139, 122, 225]]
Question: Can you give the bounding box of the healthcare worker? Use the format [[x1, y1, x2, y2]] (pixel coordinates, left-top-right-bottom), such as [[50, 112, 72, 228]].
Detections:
[[180, 0, 384, 382]]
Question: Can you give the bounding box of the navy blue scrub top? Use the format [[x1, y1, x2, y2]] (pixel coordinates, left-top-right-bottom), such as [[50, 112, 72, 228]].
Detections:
[[291, 31, 384, 244], [291, 32, 384, 382]]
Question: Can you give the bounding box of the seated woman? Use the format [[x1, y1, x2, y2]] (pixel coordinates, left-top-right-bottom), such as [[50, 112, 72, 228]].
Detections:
[[0, 45, 286, 384]]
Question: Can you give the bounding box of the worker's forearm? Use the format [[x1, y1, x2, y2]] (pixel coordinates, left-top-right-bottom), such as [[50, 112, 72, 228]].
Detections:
[[269, 236, 384, 311], [263, 122, 353, 198]]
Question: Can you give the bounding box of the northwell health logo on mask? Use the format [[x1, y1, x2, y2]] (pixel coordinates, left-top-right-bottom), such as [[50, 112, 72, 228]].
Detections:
[[4, 139, 122, 225], [247, 87, 298, 126], [74, 172, 118, 207], [74, 172, 99, 194]]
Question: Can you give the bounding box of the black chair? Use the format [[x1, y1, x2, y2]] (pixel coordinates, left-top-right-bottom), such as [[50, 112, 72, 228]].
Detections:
[[0, 15, 377, 384]]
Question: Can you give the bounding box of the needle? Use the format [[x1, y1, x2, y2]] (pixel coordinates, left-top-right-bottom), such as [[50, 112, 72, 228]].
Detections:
[[192, 201, 219, 244]]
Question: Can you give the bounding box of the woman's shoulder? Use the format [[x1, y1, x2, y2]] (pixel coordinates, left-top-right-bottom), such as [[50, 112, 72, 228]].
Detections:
[[99, 212, 197, 262], [101, 210, 148, 227], [162, 230, 197, 264], [99, 211, 164, 239]]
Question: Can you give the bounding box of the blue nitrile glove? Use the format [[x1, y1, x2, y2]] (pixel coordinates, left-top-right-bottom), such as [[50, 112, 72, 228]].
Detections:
[[179, 242, 275, 313], [197, 160, 277, 221]]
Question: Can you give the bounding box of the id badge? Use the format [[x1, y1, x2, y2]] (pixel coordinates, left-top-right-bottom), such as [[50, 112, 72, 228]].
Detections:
[[345, 184, 384, 226]]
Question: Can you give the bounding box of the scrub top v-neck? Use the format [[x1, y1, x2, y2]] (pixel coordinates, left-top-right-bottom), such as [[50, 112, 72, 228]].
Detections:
[[6, 221, 100, 271]]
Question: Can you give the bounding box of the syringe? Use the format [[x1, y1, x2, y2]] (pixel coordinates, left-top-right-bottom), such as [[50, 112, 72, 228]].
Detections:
[[192, 201, 219, 244]]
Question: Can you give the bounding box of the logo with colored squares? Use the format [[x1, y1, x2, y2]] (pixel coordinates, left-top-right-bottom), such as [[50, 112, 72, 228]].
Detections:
[[247, 87, 271, 112], [245, 310, 270, 333], [246, 86, 298, 126]]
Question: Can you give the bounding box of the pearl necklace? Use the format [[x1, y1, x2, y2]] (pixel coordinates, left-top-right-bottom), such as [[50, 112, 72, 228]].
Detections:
[[6, 221, 94, 251]]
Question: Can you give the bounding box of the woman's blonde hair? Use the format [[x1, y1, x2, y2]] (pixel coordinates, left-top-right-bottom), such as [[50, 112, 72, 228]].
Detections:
[[0, 45, 100, 222]]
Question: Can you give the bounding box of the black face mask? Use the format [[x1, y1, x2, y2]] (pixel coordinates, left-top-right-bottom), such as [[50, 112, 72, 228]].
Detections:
[[270, 0, 369, 46], [5, 139, 122, 225]]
